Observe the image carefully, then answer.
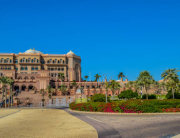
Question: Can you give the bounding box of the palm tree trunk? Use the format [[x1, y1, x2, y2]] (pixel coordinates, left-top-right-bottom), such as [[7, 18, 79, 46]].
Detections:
[[106, 88, 107, 103], [10, 86, 12, 107], [146, 87, 148, 100], [5, 87, 7, 108], [1, 87, 4, 106], [172, 87, 174, 99]]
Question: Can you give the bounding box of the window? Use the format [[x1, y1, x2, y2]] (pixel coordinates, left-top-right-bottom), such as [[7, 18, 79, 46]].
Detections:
[[4, 59, 6, 63], [48, 68, 50, 70], [15, 67, 18, 71], [10, 59, 12, 63], [58, 68, 60, 71], [28, 58, 31, 62], [42, 60, 45, 64], [5, 67, 7, 70], [61, 68, 64, 71], [53, 60, 55, 64], [31, 59, 33, 63], [34, 58, 36, 63], [20, 59, 22, 62], [63, 60, 64, 64], [35, 67, 38, 70], [15, 59, 18, 64], [55, 68, 57, 71], [21, 67, 24, 70], [41, 67, 44, 70], [51, 68, 54, 71], [37, 59, 39, 63], [26, 59, 28, 63], [25, 67, 27, 70], [23, 58, 25, 62], [8, 67, 11, 70], [31, 67, 34, 71]]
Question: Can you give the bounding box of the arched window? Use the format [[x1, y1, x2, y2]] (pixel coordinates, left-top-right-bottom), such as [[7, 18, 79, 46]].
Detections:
[[60, 59, 62, 63], [1, 58, 4, 63], [8, 67, 11, 70], [55, 68, 57, 71], [23, 58, 25, 62], [5, 67, 7, 70], [21, 67, 24, 70], [31, 59, 33, 63], [55, 59, 57, 63], [34, 58, 36, 63], [28, 58, 31, 62], [25, 67, 28, 70], [20, 59, 23, 63], [53, 60, 55, 64], [48, 67, 50, 70], [51, 68, 54, 71], [26, 59, 28, 63], [18, 76, 22, 79], [37, 59, 39, 63], [47, 60, 50, 63], [63, 60, 64, 64], [42, 60, 45, 64], [31, 67, 34, 71], [58, 60, 60, 64], [15, 67, 18, 71], [7, 58, 9, 63], [15, 59, 18, 64], [50, 59, 52, 63], [58, 68, 60, 71], [10, 59, 12, 63], [4, 59, 6, 63], [35, 67, 38, 70]]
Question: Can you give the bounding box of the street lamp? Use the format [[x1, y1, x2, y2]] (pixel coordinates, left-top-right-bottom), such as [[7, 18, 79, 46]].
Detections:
[[101, 82, 107, 103], [79, 87, 84, 102], [41, 89, 45, 107]]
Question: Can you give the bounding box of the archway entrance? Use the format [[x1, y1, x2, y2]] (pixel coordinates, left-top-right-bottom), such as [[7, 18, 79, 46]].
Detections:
[[21, 85, 26, 91], [29, 85, 34, 90], [14, 85, 19, 91]]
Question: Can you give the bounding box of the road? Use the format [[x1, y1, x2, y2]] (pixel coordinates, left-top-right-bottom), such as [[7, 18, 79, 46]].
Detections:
[[65, 109, 180, 138]]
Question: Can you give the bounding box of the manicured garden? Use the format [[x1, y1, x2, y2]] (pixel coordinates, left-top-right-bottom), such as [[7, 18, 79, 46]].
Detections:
[[70, 94, 180, 113], [70, 99, 180, 113]]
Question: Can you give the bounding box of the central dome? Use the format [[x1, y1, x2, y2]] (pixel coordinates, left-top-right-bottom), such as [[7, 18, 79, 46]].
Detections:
[[24, 48, 43, 54]]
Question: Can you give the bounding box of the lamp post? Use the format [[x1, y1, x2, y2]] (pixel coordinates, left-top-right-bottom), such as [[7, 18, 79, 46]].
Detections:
[[79, 87, 84, 102], [42, 89, 45, 107], [101, 82, 107, 103]]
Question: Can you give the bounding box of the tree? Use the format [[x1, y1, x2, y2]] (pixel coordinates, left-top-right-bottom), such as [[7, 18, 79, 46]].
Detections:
[[152, 81, 159, 94], [107, 80, 120, 100], [161, 69, 180, 99], [84, 75, 88, 88], [46, 85, 53, 99], [126, 81, 134, 90], [58, 73, 65, 86], [0, 76, 10, 108], [136, 71, 154, 100], [159, 82, 166, 95], [7, 78, 14, 107], [118, 72, 125, 92], [133, 80, 140, 92], [59, 85, 68, 95], [94, 74, 101, 88], [118, 90, 138, 99], [71, 80, 77, 88]]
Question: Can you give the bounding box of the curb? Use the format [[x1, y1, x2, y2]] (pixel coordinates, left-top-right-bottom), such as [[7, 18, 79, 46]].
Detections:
[[69, 109, 180, 115]]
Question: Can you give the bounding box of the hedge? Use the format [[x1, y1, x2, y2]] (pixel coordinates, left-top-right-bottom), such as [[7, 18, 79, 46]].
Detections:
[[69, 99, 180, 113]]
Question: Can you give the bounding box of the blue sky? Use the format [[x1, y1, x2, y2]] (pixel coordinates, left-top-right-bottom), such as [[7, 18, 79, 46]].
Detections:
[[0, 0, 180, 81]]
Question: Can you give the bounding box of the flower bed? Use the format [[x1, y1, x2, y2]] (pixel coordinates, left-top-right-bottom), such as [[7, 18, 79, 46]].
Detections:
[[69, 99, 180, 113]]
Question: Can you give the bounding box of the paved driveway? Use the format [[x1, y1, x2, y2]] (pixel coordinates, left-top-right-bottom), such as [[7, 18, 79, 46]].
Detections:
[[0, 109, 98, 138], [66, 109, 180, 138]]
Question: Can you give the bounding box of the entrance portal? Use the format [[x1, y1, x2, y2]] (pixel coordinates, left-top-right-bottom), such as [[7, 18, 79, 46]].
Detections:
[[14, 85, 19, 91], [29, 85, 33, 90]]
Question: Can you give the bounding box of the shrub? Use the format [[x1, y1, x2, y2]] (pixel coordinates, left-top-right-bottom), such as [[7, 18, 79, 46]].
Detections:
[[166, 91, 180, 99], [90, 94, 110, 102], [142, 94, 156, 99], [118, 90, 138, 99]]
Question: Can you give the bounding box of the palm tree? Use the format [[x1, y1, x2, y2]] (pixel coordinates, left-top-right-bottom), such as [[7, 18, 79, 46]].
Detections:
[[7, 78, 14, 107], [84, 75, 88, 88], [94, 74, 101, 88], [71, 80, 77, 88], [0, 76, 10, 108], [152, 81, 159, 94], [136, 71, 154, 100], [126, 81, 134, 90], [161, 69, 180, 99], [46, 85, 53, 99], [107, 80, 120, 100], [59, 85, 68, 95], [118, 72, 125, 92], [133, 80, 140, 92], [58, 73, 65, 86]]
